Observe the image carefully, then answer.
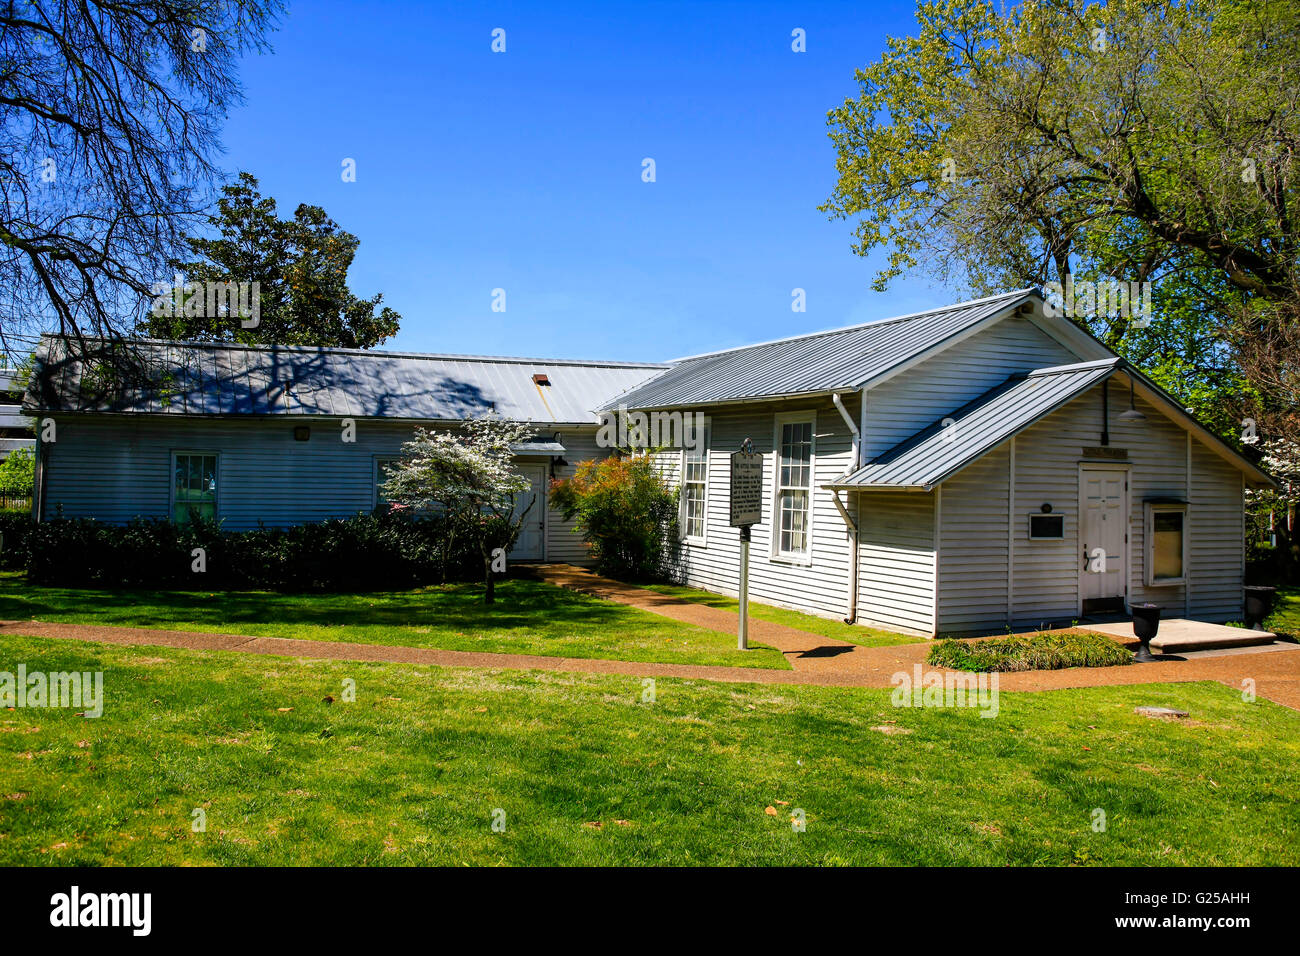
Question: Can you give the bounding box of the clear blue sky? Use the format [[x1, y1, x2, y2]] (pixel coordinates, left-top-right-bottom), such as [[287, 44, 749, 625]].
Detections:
[[220, 0, 952, 362]]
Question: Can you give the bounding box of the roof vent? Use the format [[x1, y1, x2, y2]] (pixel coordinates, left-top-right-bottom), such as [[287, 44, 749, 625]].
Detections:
[[532, 373, 551, 386]]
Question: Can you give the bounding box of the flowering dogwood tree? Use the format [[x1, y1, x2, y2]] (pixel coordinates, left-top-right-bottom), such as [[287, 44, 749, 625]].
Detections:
[[380, 415, 535, 603]]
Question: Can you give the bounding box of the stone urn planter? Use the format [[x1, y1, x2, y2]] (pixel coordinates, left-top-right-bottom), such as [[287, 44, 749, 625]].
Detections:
[[1244, 586, 1277, 630], [1131, 603, 1162, 662]]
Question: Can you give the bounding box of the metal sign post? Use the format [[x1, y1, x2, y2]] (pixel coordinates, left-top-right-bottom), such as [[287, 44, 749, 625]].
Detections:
[[738, 525, 750, 650], [729, 440, 763, 651]]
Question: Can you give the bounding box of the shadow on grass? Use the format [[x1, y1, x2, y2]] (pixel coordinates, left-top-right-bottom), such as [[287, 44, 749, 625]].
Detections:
[[0, 576, 648, 636]]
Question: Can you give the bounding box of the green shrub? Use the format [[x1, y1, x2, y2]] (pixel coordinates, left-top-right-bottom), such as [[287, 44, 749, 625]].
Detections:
[[550, 454, 678, 580], [12, 510, 489, 591], [927, 631, 1133, 672], [0, 447, 34, 499], [0, 511, 34, 571]]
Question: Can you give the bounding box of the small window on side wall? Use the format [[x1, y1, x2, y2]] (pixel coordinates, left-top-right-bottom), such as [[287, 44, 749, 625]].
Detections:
[[1145, 502, 1188, 586], [1028, 513, 1064, 539], [375, 457, 401, 511]]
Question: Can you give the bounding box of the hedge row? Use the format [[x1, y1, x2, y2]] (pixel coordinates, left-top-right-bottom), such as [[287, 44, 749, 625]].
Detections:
[[0, 510, 501, 591]]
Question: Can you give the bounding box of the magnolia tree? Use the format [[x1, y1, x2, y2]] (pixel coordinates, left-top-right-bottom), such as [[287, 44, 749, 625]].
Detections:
[[380, 416, 535, 603]]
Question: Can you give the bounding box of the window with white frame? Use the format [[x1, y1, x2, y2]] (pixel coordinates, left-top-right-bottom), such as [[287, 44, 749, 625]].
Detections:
[[680, 420, 709, 542], [774, 415, 813, 558], [375, 457, 401, 510], [1145, 501, 1188, 586], [172, 452, 217, 524]]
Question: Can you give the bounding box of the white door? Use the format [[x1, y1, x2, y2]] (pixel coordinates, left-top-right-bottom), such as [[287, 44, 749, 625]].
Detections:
[[1080, 466, 1127, 606], [510, 465, 547, 561]]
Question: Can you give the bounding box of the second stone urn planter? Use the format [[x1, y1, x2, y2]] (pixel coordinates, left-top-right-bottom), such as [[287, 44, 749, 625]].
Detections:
[[1131, 603, 1162, 662]]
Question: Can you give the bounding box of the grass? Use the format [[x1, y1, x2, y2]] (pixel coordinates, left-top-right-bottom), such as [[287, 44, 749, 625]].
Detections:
[[640, 582, 922, 647], [928, 631, 1133, 673], [1264, 585, 1299, 638], [0, 572, 789, 670], [1, 634, 1297, 865]]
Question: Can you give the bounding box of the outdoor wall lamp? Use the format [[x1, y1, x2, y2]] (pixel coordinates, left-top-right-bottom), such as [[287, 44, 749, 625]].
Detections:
[[293, 425, 311, 441], [1118, 370, 1146, 423]]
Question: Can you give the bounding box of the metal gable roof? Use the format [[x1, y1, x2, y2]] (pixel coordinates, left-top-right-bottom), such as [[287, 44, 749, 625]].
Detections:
[[26, 336, 668, 425], [826, 359, 1123, 490], [602, 288, 1038, 410]]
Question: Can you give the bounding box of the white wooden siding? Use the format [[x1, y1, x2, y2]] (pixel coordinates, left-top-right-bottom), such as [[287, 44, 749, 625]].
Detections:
[[41, 415, 610, 565], [932, 379, 1248, 632], [662, 395, 858, 619], [857, 489, 935, 634], [936, 446, 1011, 632], [863, 315, 1079, 458], [1189, 443, 1245, 620], [544, 428, 607, 565]]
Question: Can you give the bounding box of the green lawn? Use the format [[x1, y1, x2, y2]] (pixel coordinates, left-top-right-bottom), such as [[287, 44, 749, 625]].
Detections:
[[641, 582, 922, 647], [1265, 586, 1299, 638], [1, 635, 1296, 865], [0, 573, 788, 670]]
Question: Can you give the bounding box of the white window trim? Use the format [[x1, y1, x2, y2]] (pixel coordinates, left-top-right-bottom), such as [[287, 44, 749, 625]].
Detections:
[[1144, 501, 1189, 587], [679, 416, 710, 546], [770, 410, 816, 566], [170, 449, 219, 524]]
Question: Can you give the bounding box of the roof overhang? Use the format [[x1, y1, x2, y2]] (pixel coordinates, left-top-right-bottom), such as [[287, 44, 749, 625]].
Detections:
[[823, 357, 1277, 492]]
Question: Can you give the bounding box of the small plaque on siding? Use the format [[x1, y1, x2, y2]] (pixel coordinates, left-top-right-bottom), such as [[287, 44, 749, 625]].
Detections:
[[1082, 447, 1128, 460]]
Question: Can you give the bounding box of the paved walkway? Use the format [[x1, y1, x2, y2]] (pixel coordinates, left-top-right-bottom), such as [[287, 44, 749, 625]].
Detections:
[[2, 618, 1297, 708], [524, 563, 864, 673], [525, 564, 1300, 709]]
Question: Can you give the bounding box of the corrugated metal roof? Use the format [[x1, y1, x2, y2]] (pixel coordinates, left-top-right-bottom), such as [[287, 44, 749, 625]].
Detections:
[[25, 336, 667, 425], [826, 359, 1122, 490], [604, 289, 1038, 410]]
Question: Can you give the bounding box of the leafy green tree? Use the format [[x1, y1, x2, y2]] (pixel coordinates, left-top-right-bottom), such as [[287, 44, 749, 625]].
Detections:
[[141, 173, 401, 348], [0, 447, 34, 500], [821, 0, 1298, 454]]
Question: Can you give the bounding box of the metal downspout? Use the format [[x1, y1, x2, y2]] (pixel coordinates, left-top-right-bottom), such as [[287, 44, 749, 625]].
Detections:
[[832, 392, 861, 624]]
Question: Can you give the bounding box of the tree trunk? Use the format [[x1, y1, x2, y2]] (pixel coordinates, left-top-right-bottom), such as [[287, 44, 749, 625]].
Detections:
[[482, 551, 495, 604]]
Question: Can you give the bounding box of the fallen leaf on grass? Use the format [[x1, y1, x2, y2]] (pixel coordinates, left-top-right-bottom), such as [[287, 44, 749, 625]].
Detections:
[[276, 707, 293, 713], [582, 821, 604, 830], [765, 806, 778, 817], [774, 800, 790, 806]]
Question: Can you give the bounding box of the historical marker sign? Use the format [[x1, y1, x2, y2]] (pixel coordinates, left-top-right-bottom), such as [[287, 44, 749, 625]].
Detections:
[[729, 450, 762, 527]]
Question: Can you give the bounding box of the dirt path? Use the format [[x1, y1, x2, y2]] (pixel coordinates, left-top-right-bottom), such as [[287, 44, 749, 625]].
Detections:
[[3, 618, 1298, 709]]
